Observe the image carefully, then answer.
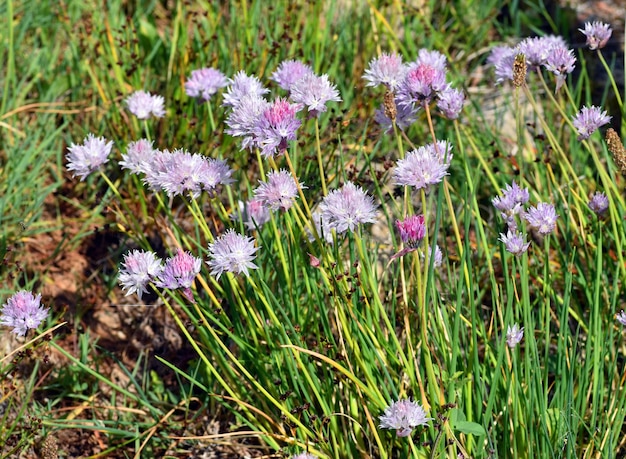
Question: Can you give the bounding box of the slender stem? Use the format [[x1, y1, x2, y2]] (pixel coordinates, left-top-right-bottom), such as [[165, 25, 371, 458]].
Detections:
[[314, 117, 328, 196]]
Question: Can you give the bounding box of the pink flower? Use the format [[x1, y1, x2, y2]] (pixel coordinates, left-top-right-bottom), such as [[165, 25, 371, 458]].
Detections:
[[0, 291, 49, 337]]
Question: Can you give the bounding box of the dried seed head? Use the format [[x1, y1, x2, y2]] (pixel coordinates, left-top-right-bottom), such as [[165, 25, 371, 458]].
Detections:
[[512, 54, 527, 87], [606, 128, 626, 176], [383, 89, 397, 122]]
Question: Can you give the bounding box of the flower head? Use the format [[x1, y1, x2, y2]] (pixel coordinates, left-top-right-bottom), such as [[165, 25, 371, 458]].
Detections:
[[580, 21, 612, 50], [290, 453, 317, 459], [0, 291, 49, 337], [516, 36, 566, 69], [488, 45, 517, 84], [120, 139, 154, 175], [225, 95, 270, 150], [396, 214, 426, 248], [271, 60, 314, 91], [118, 250, 164, 299], [254, 169, 302, 211], [544, 45, 576, 91], [319, 182, 378, 235], [155, 249, 202, 290], [422, 244, 443, 268], [290, 73, 341, 117], [588, 191, 609, 216], [126, 90, 166, 119], [363, 52, 408, 91], [253, 98, 302, 157], [572, 105, 611, 140], [223, 71, 269, 107], [492, 181, 529, 221], [397, 61, 448, 107], [499, 230, 530, 256], [379, 398, 432, 437], [233, 198, 271, 230], [207, 229, 259, 279], [506, 323, 524, 348], [374, 98, 418, 132], [393, 141, 453, 191], [66, 134, 113, 181], [437, 87, 464, 119], [616, 310, 626, 326], [185, 67, 229, 101], [523, 202, 558, 236]]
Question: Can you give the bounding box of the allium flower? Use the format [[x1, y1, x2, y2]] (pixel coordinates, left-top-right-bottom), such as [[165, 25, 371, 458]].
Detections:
[[544, 45, 576, 91], [523, 202, 558, 236], [290, 453, 317, 459], [437, 87, 464, 119], [422, 244, 443, 268], [516, 36, 566, 69], [580, 21, 612, 50], [616, 310, 626, 326], [379, 398, 432, 437], [185, 67, 229, 101], [254, 169, 302, 211], [207, 229, 259, 279], [506, 323, 524, 348], [319, 182, 378, 235], [588, 191, 609, 216], [271, 60, 314, 91], [374, 98, 418, 132], [155, 249, 202, 290], [118, 250, 164, 299], [488, 45, 517, 84], [0, 291, 49, 337], [120, 139, 154, 175], [492, 181, 529, 222], [363, 52, 408, 91], [308, 211, 335, 243], [572, 105, 611, 140], [233, 198, 271, 230], [396, 214, 426, 248], [225, 95, 270, 150], [393, 141, 453, 191], [499, 230, 530, 256], [126, 90, 166, 119], [290, 73, 341, 117], [66, 134, 114, 181], [397, 60, 448, 107], [253, 98, 302, 157], [223, 71, 269, 107]]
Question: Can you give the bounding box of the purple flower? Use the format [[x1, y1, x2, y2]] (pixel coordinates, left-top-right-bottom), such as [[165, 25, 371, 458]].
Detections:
[[233, 198, 271, 230], [616, 310, 626, 326], [580, 21, 612, 50], [126, 90, 166, 119], [120, 139, 154, 175], [207, 229, 259, 279], [397, 61, 448, 107], [492, 181, 529, 222], [225, 95, 270, 150], [118, 250, 164, 299], [379, 398, 432, 437], [271, 60, 314, 91], [308, 211, 335, 244], [499, 230, 530, 256], [155, 249, 202, 290], [223, 71, 269, 107], [363, 52, 408, 91], [319, 182, 378, 235], [253, 98, 302, 158], [517, 36, 566, 69], [422, 244, 443, 268], [523, 202, 558, 236], [0, 291, 49, 337], [506, 323, 524, 348], [588, 191, 609, 216], [185, 68, 229, 101], [66, 134, 113, 181], [437, 87, 464, 119], [290, 454, 317, 459], [374, 97, 418, 132], [488, 45, 517, 84], [572, 105, 611, 140], [544, 45, 576, 91], [393, 141, 453, 191], [396, 214, 426, 247], [254, 169, 302, 211], [290, 73, 341, 117]]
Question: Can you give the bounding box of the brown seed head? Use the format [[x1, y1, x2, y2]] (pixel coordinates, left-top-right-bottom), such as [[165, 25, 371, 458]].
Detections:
[[383, 90, 397, 122], [512, 54, 527, 88], [606, 128, 626, 176]]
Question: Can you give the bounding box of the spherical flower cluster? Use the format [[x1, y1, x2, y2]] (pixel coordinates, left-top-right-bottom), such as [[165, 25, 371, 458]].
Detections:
[[580, 21, 612, 50], [396, 214, 426, 248], [253, 169, 302, 211], [616, 310, 626, 326], [118, 250, 164, 300], [506, 323, 524, 348], [422, 244, 443, 268], [393, 141, 453, 191], [572, 105, 611, 141], [436, 87, 465, 120], [155, 249, 202, 290], [290, 73, 342, 117], [363, 52, 407, 91], [119, 139, 154, 175], [379, 398, 432, 437], [0, 291, 49, 337], [492, 180, 529, 230], [588, 191, 609, 216], [523, 202, 558, 236], [126, 90, 166, 119], [222, 71, 269, 107], [499, 230, 530, 256], [207, 229, 260, 279], [271, 60, 314, 91], [397, 56, 447, 107], [232, 198, 271, 230], [319, 182, 378, 235], [66, 134, 114, 181], [225, 94, 271, 150], [185, 67, 229, 101], [253, 98, 302, 157]]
